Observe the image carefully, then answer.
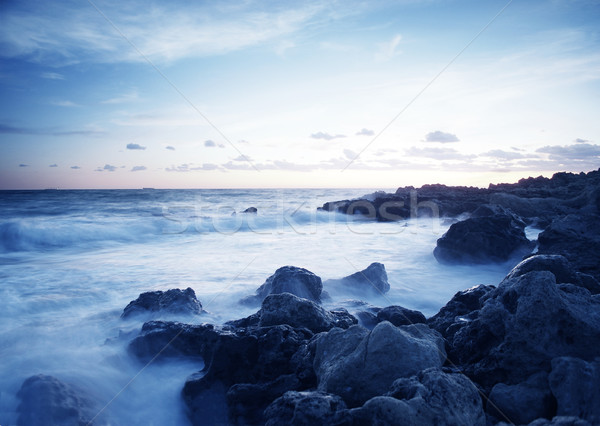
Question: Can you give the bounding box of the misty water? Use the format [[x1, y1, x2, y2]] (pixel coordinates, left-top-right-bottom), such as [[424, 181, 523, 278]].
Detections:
[[0, 189, 524, 425]]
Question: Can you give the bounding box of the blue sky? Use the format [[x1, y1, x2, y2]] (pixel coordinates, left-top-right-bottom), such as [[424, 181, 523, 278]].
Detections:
[[1, 0, 599, 189]]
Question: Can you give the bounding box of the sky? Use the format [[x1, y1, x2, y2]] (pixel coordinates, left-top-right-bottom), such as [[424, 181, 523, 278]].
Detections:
[[0, 0, 599, 189]]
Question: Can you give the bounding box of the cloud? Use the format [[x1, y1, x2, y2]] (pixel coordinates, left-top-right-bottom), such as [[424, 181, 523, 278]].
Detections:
[[165, 146, 175, 151], [233, 155, 253, 162], [574, 138, 589, 143], [101, 91, 139, 104], [41, 72, 64, 80], [51, 100, 79, 107], [49, 164, 58, 167], [204, 139, 224, 148], [356, 128, 375, 136], [165, 163, 220, 172], [424, 131, 460, 143], [310, 131, 346, 141], [97, 164, 117, 172], [343, 149, 357, 160], [71, 166, 81, 169], [536, 143, 600, 160], [0, 123, 105, 136], [126, 143, 146, 150], [131, 165, 147, 172], [480, 150, 532, 161], [376, 34, 402, 61], [405, 146, 474, 161], [18, 164, 28, 167]]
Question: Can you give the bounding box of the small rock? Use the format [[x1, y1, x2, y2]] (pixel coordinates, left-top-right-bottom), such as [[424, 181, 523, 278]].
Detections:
[[323, 262, 390, 294], [240, 266, 323, 305], [121, 287, 202, 318], [376, 305, 426, 326]]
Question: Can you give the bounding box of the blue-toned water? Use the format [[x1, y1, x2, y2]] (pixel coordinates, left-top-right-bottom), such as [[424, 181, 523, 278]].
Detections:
[[0, 189, 516, 425]]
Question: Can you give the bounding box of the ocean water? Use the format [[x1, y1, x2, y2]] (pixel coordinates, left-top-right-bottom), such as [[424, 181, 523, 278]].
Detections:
[[0, 189, 520, 425]]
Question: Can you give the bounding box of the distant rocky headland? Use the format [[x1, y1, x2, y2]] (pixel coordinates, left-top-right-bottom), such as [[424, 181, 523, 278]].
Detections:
[[15, 168, 600, 426]]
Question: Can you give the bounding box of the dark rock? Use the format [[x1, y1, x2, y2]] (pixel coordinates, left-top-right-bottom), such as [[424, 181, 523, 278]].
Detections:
[[549, 357, 600, 424], [243, 207, 257, 214], [537, 214, 600, 281], [451, 271, 600, 388], [356, 310, 379, 329], [17, 374, 98, 426], [527, 417, 592, 426], [428, 284, 496, 340], [487, 372, 555, 424], [314, 321, 446, 407], [264, 391, 347, 426], [376, 305, 426, 326], [240, 266, 323, 306], [433, 215, 533, 264], [121, 287, 202, 318], [323, 262, 390, 294], [507, 255, 581, 284], [259, 292, 357, 333]]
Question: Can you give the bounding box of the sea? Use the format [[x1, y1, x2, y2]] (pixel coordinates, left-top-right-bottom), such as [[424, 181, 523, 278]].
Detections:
[[0, 188, 530, 425]]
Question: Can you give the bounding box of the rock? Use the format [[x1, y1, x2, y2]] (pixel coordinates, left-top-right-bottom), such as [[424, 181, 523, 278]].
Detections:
[[121, 287, 202, 318], [537, 214, 600, 282], [17, 374, 98, 426], [259, 292, 357, 333], [507, 255, 581, 284], [487, 372, 555, 424], [548, 357, 600, 424], [241, 266, 323, 305], [323, 262, 390, 294], [526, 417, 592, 426], [242, 207, 258, 214], [314, 321, 446, 407], [376, 305, 426, 326], [263, 391, 347, 426], [428, 284, 496, 340], [434, 215, 533, 264], [451, 271, 600, 388]]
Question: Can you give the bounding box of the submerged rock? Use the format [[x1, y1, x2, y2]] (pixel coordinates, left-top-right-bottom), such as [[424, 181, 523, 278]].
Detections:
[[121, 287, 202, 318], [240, 266, 323, 306], [17, 374, 98, 426], [323, 262, 390, 295], [433, 215, 533, 264], [314, 321, 446, 407]]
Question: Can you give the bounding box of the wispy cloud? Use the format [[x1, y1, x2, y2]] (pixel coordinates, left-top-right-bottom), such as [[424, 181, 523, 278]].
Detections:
[[536, 142, 600, 160], [126, 143, 146, 150], [131, 165, 147, 171], [405, 146, 474, 161], [101, 91, 139, 104], [41, 72, 64, 80], [375, 34, 402, 61], [95, 164, 117, 172], [165, 163, 221, 172], [165, 146, 175, 150], [356, 128, 375, 136], [0, 122, 105, 136], [71, 166, 81, 169], [18, 164, 29, 167], [49, 164, 58, 167], [424, 131, 460, 143], [51, 100, 80, 107], [310, 131, 346, 141]]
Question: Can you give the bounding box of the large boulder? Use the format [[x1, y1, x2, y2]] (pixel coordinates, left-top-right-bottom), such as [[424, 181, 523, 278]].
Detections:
[[376, 305, 427, 327], [314, 321, 446, 407], [263, 391, 347, 426], [121, 287, 202, 318], [549, 357, 600, 424], [17, 374, 99, 426], [433, 215, 533, 264], [259, 292, 357, 333], [323, 262, 390, 295], [451, 271, 600, 388], [241, 266, 323, 305]]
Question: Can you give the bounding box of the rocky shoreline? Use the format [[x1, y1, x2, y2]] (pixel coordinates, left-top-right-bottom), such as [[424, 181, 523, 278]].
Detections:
[[15, 169, 600, 425]]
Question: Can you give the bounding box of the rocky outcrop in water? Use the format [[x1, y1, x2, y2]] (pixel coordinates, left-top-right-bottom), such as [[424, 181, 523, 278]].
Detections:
[[121, 287, 202, 318], [323, 262, 390, 295]]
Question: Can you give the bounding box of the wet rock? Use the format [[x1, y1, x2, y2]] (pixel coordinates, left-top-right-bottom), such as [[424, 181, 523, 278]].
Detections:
[[452, 271, 600, 388], [549, 357, 600, 424], [507, 255, 581, 285], [526, 417, 592, 426], [17, 374, 98, 426], [434, 215, 533, 264], [487, 372, 555, 424], [323, 262, 390, 295], [376, 305, 426, 326], [121, 287, 202, 318], [314, 321, 446, 407], [240, 266, 323, 306], [263, 391, 347, 426]]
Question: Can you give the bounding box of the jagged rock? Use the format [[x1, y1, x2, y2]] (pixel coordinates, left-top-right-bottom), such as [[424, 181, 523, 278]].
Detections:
[[487, 372, 555, 424], [17, 374, 98, 426], [240, 266, 323, 305], [452, 271, 600, 388], [549, 357, 600, 424], [263, 391, 347, 426], [376, 305, 426, 326], [259, 292, 357, 333], [323, 262, 390, 294], [314, 321, 446, 407], [434, 215, 533, 264], [121, 287, 202, 318], [428, 284, 496, 340]]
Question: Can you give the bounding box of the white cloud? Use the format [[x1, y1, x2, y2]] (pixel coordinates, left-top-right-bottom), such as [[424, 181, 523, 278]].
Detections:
[[424, 131, 460, 143], [165, 146, 175, 150], [131, 165, 147, 172], [126, 143, 146, 150], [96, 164, 117, 172], [310, 131, 346, 141], [343, 148, 357, 159], [356, 128, 375, 136], [102, 91, 139, 104], [51, 100, 79, 107], [574, 138, 589, 143], [405, 146, 474, 161], [536, 143, 600, 160], [204, 140, 216, 147], [375, 34, 402, 61], [41, 72, 64, 80]]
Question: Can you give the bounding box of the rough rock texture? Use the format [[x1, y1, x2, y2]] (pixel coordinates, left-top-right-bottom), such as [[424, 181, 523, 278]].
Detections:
[[487, 371, 555, 425], [549, 357, 600, 424], [17, 374, 98, 426], [526, 417, 592, 426], [259, 292, 357, 333], [376, 305, 427, 326], [323, 262, 390, 294], [433, 215, 533, 264], [240, 266, 323, 306], [121, 287, 202, 318], [263, 391, 347, 426], [314, 321, 446, 407], [451, 271, 600, 388]]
